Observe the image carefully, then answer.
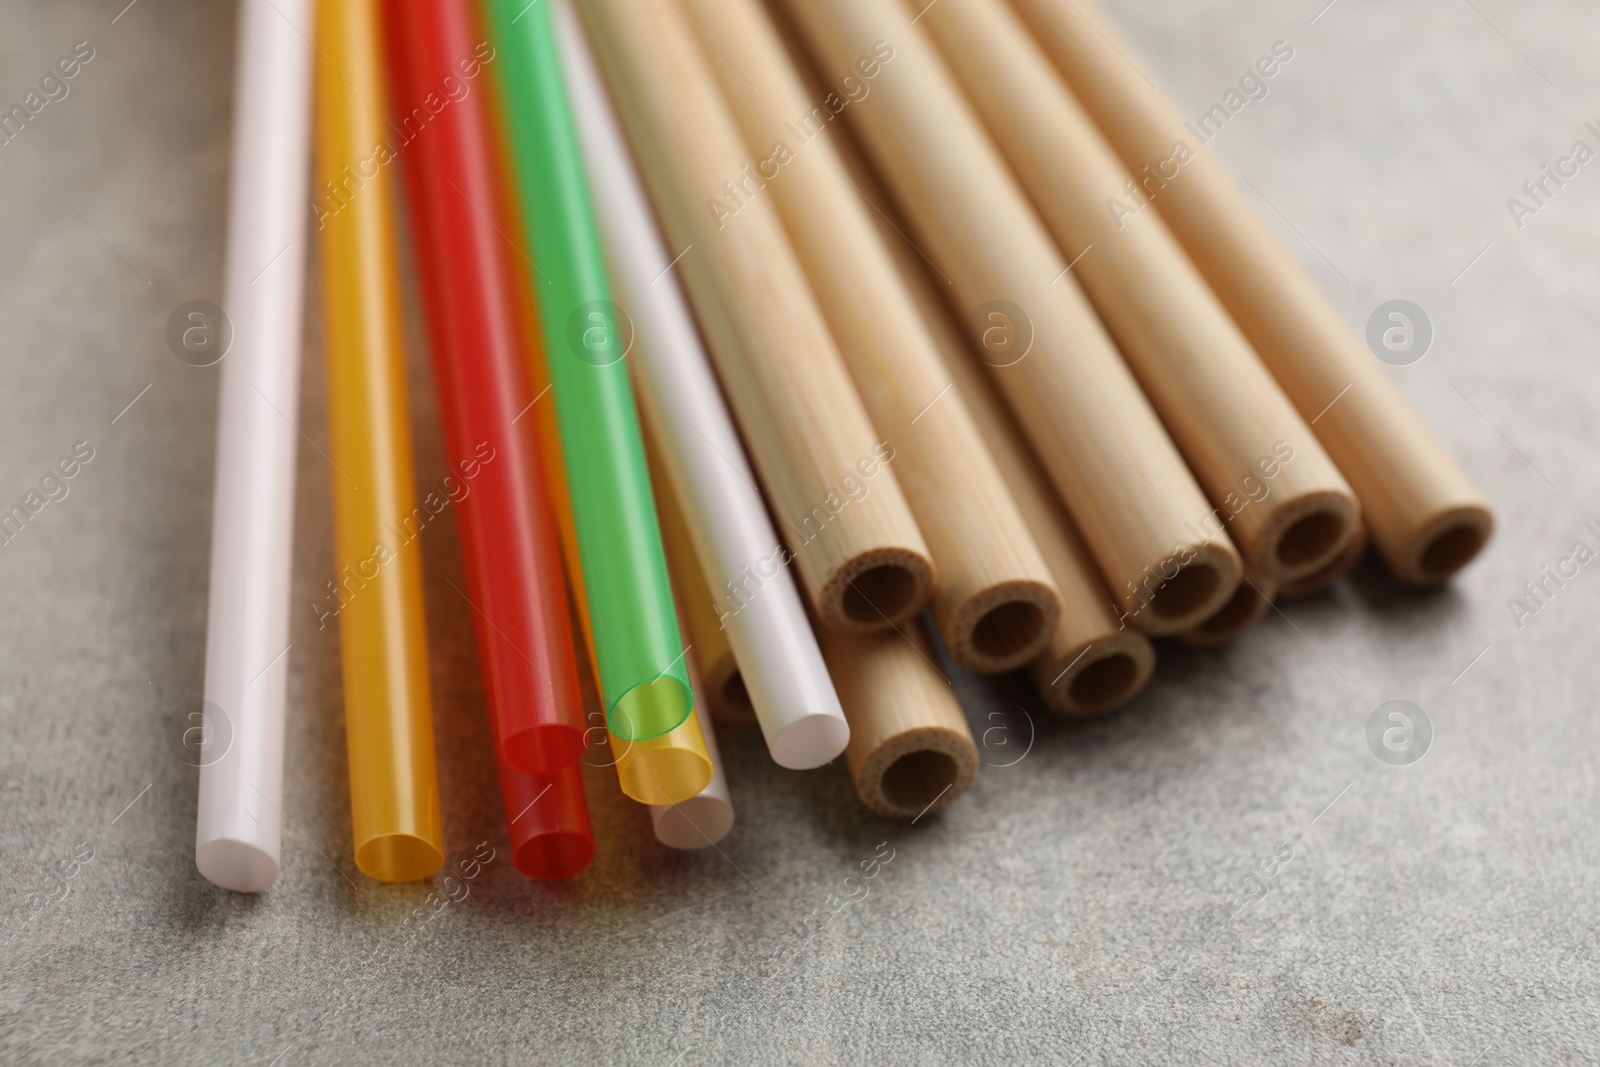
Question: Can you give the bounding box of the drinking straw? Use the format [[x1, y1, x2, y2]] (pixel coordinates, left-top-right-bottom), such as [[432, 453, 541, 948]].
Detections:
[[555, 0, 845, 764], [383, 0, 586, 773], [913, 0, 1359, 583], [1178, 571, 1278, 649], [576, 0, 939, 635], [647, 613, 736, 849], [1007, 0, 1494, 586], [819, 620, 979, 821], [867, 143, 1157, 716], [1281, 521, 1369, 600], [194, 0, 313, 893], [314, 0, 442, 882], [496, 752, 594, 880], [680, 0, 1061, 675], [772, 0, 1241, 636], [485, 0, 690, 743]]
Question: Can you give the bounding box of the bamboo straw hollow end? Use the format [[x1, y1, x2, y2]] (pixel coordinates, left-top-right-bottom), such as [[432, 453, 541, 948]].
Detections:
[[513, 831, 595, 881], [354, 832, 445, 884], [770, 712, 852, 770], [1178, 571, 1279, 649], [1253, 489, 1360, 582], [1129, 540, 1242, 637], [943, 579, 1062, 675], [1281, 519, 1369, 600], [820, 547, 938, 632], [1387, 504, 1495, 587], [503, 723, 588, 776], [651, 795, 736, 850], [854, 724, 978, 821], [1036, 631, 1156, 716]]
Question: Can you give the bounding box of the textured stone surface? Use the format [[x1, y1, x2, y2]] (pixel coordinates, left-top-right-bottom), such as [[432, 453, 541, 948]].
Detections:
[[1, 0, 1595, 1063]]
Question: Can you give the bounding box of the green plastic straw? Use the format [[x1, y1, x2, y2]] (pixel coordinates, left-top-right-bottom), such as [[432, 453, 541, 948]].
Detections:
[[485, 0, 691, 742]]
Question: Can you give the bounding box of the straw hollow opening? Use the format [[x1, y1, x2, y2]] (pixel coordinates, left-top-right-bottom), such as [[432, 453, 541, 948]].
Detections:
[[971, 600, 1047, 662], [842, 564, 919, 625], [1147, 563, 1220, 621], [880, 749, 960, 812], [1274, 511, 1347, 570], [355, 833, 445, 884], [1069, 653, 1140, 711], [1419, 523, 1487, 579], [1197, 582, 1264, 637]]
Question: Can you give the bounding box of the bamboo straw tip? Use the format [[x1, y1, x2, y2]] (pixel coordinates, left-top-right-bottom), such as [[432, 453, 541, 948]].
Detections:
[[1255, 489, 1361, 582], [854, 724, 978, 821], [1177, 572, 1279, 649], [513, 831, 596, 881], [1035, 632, 1156, 716], [943, 579, 1063, 675], [1131, 540, 1243, 637], [354, 833, 446, 884], [1388, 504, 1495, 587], [1280, 520, 1369, 600], [820, 547, 938, 633]]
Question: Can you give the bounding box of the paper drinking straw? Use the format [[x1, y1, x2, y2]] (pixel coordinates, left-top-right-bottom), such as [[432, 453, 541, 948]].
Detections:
[[194, 0, 313, 893], [509, 265, 714, 807], [820, 619, 979, 821], [772, 0, 1241, 636], [497, 751, 595, 880], [383, 0, 586, 773], [556, 0, 847, 765], [1006, 0, 1493, 586], [313, 0, 442, 882], [485, 0, 690, 744], [913, 0, 1358, 582], [647, 620, 735, 849], [680, 0, 1061, 675], [577, 0, 939, 636]]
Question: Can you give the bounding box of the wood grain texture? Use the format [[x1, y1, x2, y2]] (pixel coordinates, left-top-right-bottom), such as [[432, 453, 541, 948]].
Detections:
[[578, 0, 934, 632], [820, 620, 978, 820], [770, 0, 1241, 636], [918, 0, 1357, 584], [1007, 0, 1492, 587], [680, 0, 1060, 673]]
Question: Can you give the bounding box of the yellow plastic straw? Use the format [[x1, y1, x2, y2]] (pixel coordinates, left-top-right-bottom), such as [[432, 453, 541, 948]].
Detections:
[[314, 0, 443, 881]]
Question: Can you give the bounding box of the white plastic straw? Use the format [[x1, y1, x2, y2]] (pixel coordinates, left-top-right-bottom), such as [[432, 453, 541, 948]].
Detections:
[[195, 0, 314, 892], [648, 649, 735, 849], [556, 0, 849, 769]]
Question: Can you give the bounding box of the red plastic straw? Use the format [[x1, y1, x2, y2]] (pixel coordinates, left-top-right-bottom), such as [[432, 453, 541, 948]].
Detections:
[[382, 0, 585, 774], [496, 753, 595, 879]]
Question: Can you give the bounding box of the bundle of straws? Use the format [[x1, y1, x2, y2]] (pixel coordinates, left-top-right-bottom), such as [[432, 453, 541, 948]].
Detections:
[[193, 0, 1493, 891]]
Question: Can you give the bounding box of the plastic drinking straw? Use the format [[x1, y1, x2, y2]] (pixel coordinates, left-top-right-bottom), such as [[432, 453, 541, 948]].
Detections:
[[485, 0, 691, 743], [555, 0, 849, 767], [383, 0, 586, 773], [194, 0, 313, 893], [313, 0, 444, 882], [647, 644, 735, 850], [497, 751, 595, 880]]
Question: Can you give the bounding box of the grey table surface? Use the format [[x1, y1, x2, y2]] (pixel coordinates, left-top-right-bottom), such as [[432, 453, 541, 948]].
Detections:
[[2, 0, 1597, 1064]]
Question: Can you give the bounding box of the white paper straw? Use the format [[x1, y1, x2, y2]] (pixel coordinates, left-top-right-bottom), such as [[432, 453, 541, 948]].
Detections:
[[556, 0, 849, 769], [647, 648, 735, 849], [195, 0, 313, 893]]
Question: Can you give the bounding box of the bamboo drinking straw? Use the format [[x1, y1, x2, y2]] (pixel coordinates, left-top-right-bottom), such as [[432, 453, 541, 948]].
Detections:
[[195, 0, 312, 893], [681, 0, 1061, 675], [314, 0, 442, 882], [555, 0, 842, 758], [576, 0, 937, 634], [821, 621, 979, 821], [487, 0, 691, 743], [384, 0, 586, 773], [648, 435, 751, 726], [873, 166, 1157, 715], [1281, 521, 1369, 600], [1178, 571, 1278, 649], [770, 0, 1241, 636], [913, 0, 1357, 583], [497, 752, 595, 880], [1006, 0, 1493, 586]]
